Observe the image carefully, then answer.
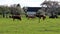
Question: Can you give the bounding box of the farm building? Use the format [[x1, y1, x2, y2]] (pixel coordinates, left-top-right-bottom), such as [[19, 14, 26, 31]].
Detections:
[[23, 7, 46, 17]]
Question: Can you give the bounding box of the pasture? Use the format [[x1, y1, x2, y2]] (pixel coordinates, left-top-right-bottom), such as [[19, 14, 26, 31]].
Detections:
[[0, 17, 60, 34]]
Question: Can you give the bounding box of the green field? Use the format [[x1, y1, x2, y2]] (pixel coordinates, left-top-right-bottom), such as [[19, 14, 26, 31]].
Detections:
[[0, 17, 60, 34]]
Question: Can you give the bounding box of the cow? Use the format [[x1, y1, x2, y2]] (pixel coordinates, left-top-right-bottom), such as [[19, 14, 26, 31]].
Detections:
[[36, 14, 46, 20], [49, 15, 58, 18], [9, 15, 21, 21], [26, 14, 36, 19], [28, 16, 35, 18]]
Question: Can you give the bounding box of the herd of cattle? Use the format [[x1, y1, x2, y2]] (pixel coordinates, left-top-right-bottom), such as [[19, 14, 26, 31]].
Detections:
[[9, 14, 59, 21]]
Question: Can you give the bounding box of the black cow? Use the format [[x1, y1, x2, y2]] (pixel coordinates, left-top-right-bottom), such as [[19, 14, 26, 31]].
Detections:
[[9, 15, 21, 21], [36, 15, 46, 20], [49, 15, 58, 18]]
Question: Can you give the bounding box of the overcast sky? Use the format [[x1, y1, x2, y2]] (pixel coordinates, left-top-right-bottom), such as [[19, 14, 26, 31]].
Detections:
[[0, 0, 60, 7]]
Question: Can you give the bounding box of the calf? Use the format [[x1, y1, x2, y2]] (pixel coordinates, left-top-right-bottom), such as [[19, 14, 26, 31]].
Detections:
[[9, 15, 21, 21]]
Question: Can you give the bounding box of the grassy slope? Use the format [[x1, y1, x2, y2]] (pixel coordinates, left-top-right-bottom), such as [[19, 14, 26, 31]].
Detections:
[[0, 17, 60, 34]]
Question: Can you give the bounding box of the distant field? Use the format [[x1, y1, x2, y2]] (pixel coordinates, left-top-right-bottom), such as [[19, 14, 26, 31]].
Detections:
[[0, 17, 60, 34]]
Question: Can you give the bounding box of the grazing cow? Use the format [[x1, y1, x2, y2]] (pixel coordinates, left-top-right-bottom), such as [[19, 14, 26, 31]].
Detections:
[[26, 14, 36, 19], [9, 15, 21, 21], [49, 15, 58, 18], [28, 16, 35, 18], [36, 15, 46, 20]]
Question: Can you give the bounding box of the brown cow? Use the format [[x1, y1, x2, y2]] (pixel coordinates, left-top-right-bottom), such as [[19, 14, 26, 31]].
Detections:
[[26, 14, 36, 19], [9, 15, 21, 21]]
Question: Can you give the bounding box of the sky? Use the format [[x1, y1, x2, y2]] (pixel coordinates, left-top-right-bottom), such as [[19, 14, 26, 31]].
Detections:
[[0, 0, 60, 7]]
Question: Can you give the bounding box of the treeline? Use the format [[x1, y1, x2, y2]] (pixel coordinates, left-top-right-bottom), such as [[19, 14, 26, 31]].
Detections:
[[0, 4, 60, 18], [0, 4, 25, 18]]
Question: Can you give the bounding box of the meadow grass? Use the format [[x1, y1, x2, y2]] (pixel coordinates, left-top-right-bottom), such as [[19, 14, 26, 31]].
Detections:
[[0, 17, 60, 34]]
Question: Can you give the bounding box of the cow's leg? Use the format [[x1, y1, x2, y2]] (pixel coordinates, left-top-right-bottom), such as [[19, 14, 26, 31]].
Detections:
[[55, 15, 58, 18], [19, 17, 21, 20], [43, 16, 46, 20], [13, 18, 15, 21], [38, 16, 41, 23], [27, 17, 29, 20]]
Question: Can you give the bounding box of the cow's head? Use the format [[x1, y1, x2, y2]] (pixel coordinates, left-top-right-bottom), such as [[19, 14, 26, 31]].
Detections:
[[9, 16, 12, 18]]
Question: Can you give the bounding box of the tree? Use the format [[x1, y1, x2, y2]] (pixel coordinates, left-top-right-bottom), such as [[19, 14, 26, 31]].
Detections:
[[10, 4, 22, 15], [0, 5, 10, 18], [41, 0, 60, 18]]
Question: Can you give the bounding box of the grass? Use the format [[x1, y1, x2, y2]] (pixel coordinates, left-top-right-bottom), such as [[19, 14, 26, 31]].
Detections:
[[0, 17, 60, 34]]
